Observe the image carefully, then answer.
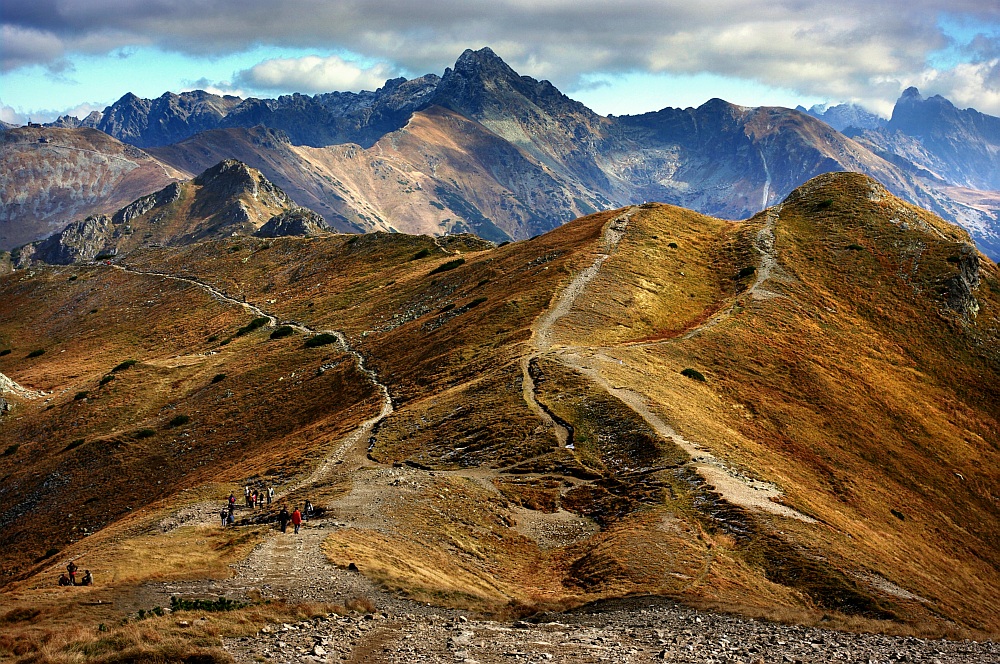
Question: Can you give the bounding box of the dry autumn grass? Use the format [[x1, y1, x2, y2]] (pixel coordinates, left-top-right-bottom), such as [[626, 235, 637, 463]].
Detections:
[[1, 172, 998, 661]]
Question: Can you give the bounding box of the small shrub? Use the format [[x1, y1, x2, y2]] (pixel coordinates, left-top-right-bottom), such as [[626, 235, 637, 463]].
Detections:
[[476, 278, 490, 287], [37, 548, 59, 562], [169, 595, 245, 612], [211, 373, 226, 384], [63, 439, 86, 452], [219, 337, 232, 346], [135, 429, 156, 439], [68, 275, 78, 282], [207, 335, 218, 342], [0, 349, 10, 356], [2, 444, 19, 456], [891, 509, 906, 521], [236, 316, 270, 336], [89, 308, 98, 314], [668, 242, 679, 249], [168, 414, 190, 428], [814, 198, 834, 211], [466, 296, 487, 308], [681, 368, 706, 382], [74, 391, 89, 401], [270, 325, 294, 340], [410, 248, 431, 260], [94, 252, 115, 261], [112, 359, 137, 372], [27, 349, 45, 358], [429, 258, 465, 275], [305, 333, 338, 348], [99, 374, 115, 386], [846, 243, 865, 251], [439, 303, 455, 313], [345, 596, 376, 613], [737, 266, 756, 279], [946, 255, 961, 264]]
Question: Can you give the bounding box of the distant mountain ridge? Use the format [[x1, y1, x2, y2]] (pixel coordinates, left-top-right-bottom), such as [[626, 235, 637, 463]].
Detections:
[[8, 48, 999, 259], [10, 159, 327, 267]]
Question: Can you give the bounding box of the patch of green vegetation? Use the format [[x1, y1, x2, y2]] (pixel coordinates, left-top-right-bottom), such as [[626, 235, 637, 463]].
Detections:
[[0, 349, 10, 356], [68, 275, 78, 282], [168, 414, 190, 428], [211, 373, 226, 384], [305, 333, 338, 348], [270, 325, 294, 340], [169, 595, 246, 612], [2, 444, 18, 456], [429, 258, 465, 275], [737, 266, 756, 279], [112, 359, 138, 372], [99, 374, 115, 386], [668, 242, 679, 249], [411, 248, 431, 260], [207, 334, 218, 342], [74, 391, 89, 401], [27, 349, 45, 358], [814, 198, 834, 211], [681, 368, 706, 382], [89, 308, 98, 314], [846, 244, 865, 251], [236, 316, 270, 336], [135, 429, 156, 439]]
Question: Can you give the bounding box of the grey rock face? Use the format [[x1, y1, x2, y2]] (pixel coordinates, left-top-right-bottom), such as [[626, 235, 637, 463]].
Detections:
[[16, 214, 115, 265], [943, 243, 981, 321], [255, 208, 330, 238]]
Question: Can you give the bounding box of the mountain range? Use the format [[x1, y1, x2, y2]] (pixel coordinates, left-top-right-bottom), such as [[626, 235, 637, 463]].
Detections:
[[3, 48, 1000, 261]]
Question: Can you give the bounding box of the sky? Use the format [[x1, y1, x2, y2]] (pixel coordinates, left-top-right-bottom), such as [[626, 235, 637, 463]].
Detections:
[[1, 1, 999, 125]]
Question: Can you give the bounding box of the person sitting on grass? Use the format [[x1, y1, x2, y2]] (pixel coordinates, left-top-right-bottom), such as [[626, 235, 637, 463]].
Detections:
[[58, 573, 71, 586], [81, 570, 93, 586]]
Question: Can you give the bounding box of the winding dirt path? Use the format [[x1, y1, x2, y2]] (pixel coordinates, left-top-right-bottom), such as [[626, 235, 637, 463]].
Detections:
[[520, 205, 814, 522]]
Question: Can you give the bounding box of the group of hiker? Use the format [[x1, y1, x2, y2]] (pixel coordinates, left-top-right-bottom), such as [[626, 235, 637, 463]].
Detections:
[[58, 560, 92, 587], [220, 486, 315, 535]]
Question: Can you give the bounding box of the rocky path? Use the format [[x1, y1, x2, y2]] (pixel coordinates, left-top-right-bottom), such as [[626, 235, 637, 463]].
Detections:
[[224, 596, 999, 664]]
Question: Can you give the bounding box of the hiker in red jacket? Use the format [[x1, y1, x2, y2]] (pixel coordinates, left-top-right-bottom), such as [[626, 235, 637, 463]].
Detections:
[[291, 506, 303, 534]]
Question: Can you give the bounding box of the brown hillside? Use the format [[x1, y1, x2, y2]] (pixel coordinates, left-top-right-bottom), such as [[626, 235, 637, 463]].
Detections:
[[0, 173, 998, 661], [0, 127, 183, 250]]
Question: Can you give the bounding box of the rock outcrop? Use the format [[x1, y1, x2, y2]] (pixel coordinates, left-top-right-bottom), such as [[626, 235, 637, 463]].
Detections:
[[255, 208, 330, 238]]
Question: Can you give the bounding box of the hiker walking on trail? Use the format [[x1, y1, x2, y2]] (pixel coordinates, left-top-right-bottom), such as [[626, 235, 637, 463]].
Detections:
[[67, 560, 78, 585], [228, 492, 236, 509], [267, 486, 273, 505], [291, 506, 303, 534], [278, 507, 290, 533], [220, 507, 228, 527], [304, 500, 314, 521]]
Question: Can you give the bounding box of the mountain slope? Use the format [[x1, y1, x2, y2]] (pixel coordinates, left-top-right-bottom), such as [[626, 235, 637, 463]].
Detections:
[[1, 174, 997, 643], [0, 126, 183, 250], [11, 159, 315, 266]]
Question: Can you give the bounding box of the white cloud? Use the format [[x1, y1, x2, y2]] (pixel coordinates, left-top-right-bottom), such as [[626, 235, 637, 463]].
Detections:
[[2, 2, 1000, 113], [235, 55, 397, 94]]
